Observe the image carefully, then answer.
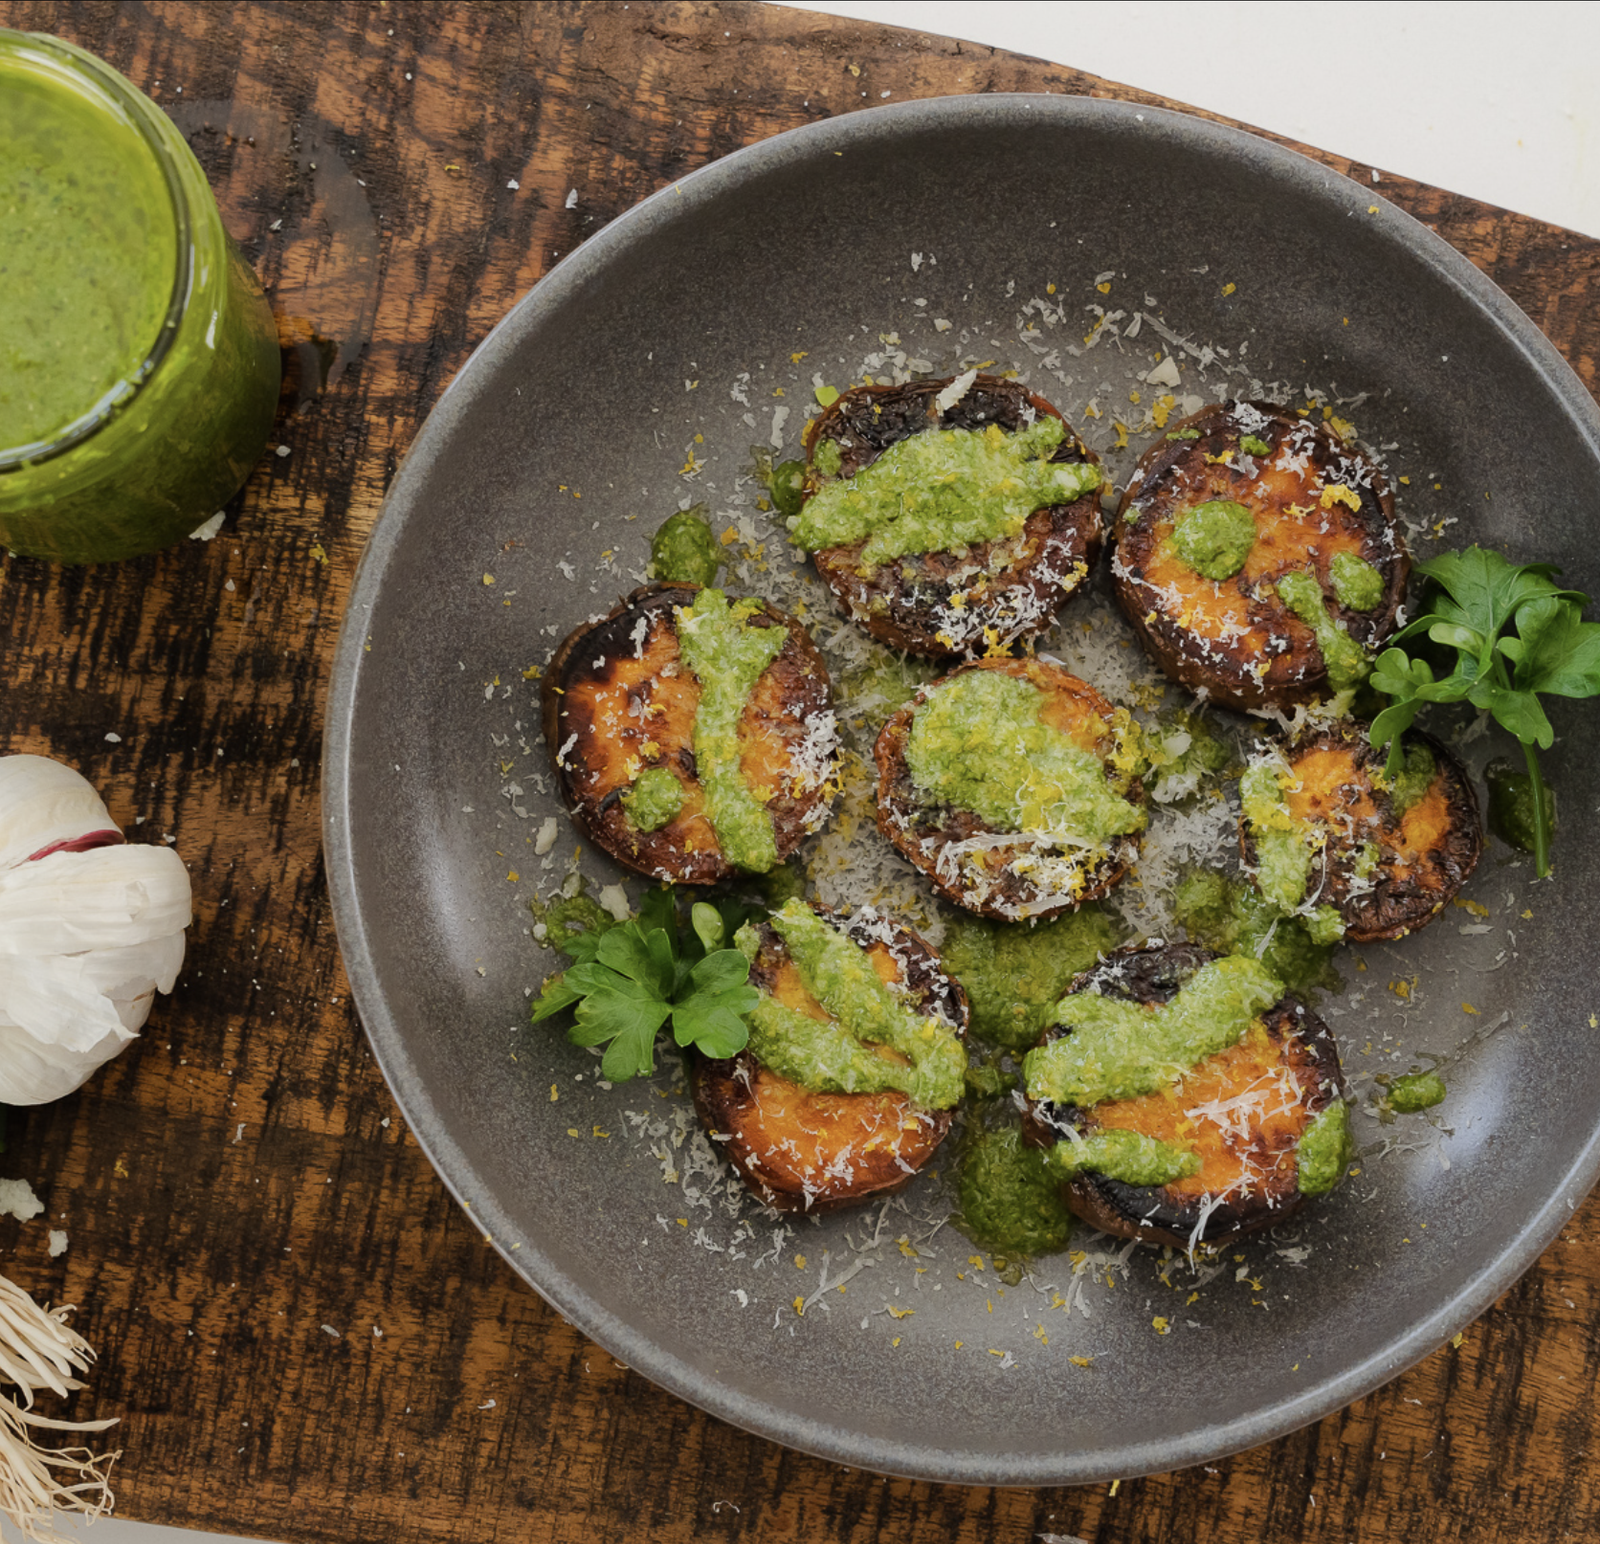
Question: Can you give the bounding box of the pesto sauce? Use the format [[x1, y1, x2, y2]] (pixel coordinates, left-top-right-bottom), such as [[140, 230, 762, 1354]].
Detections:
[[621, 767, 684, 832], [791, 417, 1103, 571], [905, 669, 1146, 840], [957, 1124, 1075, 1255], [1275, 570, 1371, 689], [673, 588, 786, 872], [940, 906, 1124, 1050], [1378, 740, 1436, 818], [1143, 709, 1231, 800], [1330, 550, 1384, 611], [1387, 1071, 1446, 1113], [1486, 757, 1550, 853], [1170, 499, 1255, 581], [1172, 870, 1337, 999], [1240, 756, 1313, 913], [1296, 1102, 1353, 1194], [738, 900, 966, 1109], [1042, 1128, 1201, 1187], [1022, 956, 1284, 1108], [649, 506, 722, 586], [811, 439, 843, 478], [528, 883, 619, 957]]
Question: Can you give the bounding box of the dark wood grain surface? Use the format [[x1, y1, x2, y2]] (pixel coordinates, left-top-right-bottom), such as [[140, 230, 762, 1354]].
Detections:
[[1, 4, 1598, 1541]]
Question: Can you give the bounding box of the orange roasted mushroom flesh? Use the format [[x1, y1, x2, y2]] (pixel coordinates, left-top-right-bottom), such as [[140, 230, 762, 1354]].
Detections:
[[542, 583, 838, 883], [797, 374, 1104, 658], [1112, 400, 1408, 709], [691, 907, 969, 1213], [1021, 943, 1350, 1251]]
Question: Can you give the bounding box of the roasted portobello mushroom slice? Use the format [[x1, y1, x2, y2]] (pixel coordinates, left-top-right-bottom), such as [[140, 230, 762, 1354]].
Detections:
[[1112, 401, 1408, 709], [1240, 721, 1482, 944], [542, 584, 838, 883], [691, 898, 969, 1213], [1021, 942, 1351, 1250], [790, 374, 1106, 658], [874, 657, 1146, 920]]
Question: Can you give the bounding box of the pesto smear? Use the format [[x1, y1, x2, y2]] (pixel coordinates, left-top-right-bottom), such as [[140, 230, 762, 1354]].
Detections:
[[1174, 870, 1336, 1000], [649, 506, 722, 587], [906, 670, 1145, 840], [1387, 1071, 1446, 1113], [957, 1123, 1075, 1256], [736, 900, 966, 1109], [791, 417, 1102, 571], [1296, 1102, 1353, 1194], [1378, 740, 1436, 818], [621, 766, 684, 832], [1023, 956, 1284, 1108], [673, 588, 786, 872], [1275, 570, 1371, 689], [1329, 550, 1384, 611], [1043, 1128, 1201, 1187], [940, 906, 1123, 1050], [1171, 499, 1256, 581], [1239, 754, 1312, 914]]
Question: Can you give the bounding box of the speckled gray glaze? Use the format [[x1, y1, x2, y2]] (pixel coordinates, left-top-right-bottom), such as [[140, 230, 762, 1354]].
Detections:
[[325, 96, 1600, 1486]]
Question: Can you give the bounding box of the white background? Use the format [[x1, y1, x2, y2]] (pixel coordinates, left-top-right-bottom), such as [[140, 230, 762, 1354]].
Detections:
[[10, 4, 1596, 1543]]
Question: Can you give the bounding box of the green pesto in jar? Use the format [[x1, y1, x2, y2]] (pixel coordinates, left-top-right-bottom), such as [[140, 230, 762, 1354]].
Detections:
[[1172, 870, 1337, 1000], [1387, 1070, 1447, 1113], [621, 767, 684, 832], [673, 588, 786, 872], [1170, 499, 1255, 581], [1022, 955, 1284, 1108], [940, 905, 1124, 1050], [1240, 755, 1314, 914], [1296, 1102, 1353, 1194], [791, 417, 1102, 570], [0, 52, 176, 450], [905, 669, 1145, 841], [0, 31, 281, 563], [648, 505, 722, 587], [1377, 740, 1437, 819], [1275, 570, 1371, 689], [1042, 1128, 1201, 1187], [735, 900, 966, 1109], [957, 1124, 1076, 1255], [1330, 550, 1385, 611]]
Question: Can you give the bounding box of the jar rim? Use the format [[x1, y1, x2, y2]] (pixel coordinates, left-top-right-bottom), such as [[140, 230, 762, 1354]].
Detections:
[[0, 29, 193, 473]]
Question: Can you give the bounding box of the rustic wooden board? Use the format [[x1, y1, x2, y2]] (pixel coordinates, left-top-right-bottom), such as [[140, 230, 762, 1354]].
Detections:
[[0, 3, 1597, 1541]]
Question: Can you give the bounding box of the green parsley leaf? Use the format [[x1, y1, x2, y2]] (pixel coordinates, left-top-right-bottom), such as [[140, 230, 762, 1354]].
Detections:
[[530, 888, 756, 1080], [1369, 546, 1599, 877]]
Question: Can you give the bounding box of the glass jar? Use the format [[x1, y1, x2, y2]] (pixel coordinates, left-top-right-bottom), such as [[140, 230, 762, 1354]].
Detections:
[[0, 29, 281, 564]]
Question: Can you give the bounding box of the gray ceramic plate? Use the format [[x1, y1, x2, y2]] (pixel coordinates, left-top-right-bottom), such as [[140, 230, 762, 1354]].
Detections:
[[325, 95, 1600, 1486]]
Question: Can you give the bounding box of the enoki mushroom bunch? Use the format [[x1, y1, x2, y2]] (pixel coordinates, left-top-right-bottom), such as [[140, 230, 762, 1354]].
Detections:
[[0, 1276, 117, 1539]]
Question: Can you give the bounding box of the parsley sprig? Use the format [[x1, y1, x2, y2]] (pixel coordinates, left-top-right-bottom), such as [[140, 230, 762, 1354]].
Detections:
[[1369, 546, 1600, 877], [531, 887, 760, 1083]]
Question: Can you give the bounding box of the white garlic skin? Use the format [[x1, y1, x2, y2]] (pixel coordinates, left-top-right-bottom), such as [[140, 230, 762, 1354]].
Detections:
[[0, 756, 192, 1104]]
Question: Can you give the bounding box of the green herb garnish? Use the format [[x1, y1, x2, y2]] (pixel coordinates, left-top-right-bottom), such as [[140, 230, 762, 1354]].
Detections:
[[531, 888, 760, 1082], [1369, 546, 1600, 877]]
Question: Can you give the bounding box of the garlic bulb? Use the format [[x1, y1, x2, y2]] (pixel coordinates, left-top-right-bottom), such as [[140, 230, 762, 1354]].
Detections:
[[0, 757, 192, 1105]]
